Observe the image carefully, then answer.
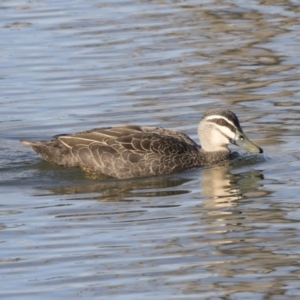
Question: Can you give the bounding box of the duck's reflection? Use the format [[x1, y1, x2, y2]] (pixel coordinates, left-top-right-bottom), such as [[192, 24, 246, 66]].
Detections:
[[201, 164, 241, 206], [200, 163, 266, 208], [41, 173, 192, 201], [38, 159, 267, 206]]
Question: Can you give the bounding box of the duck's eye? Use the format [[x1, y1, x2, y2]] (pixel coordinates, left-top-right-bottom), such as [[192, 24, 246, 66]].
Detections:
[[218, 119, 226, 125]]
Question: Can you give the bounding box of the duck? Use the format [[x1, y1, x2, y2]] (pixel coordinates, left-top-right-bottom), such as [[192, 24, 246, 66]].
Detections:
[[21, 108, 263, 179]]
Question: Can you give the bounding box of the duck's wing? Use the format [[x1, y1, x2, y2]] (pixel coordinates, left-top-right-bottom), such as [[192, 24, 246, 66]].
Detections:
[[141, 126, 199, 147], [59, 125, 198, 146], [58, 126, 200, 178]]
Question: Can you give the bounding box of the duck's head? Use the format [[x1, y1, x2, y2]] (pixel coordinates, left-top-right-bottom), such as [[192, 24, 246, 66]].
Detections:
[[198, 109, 263, 153]]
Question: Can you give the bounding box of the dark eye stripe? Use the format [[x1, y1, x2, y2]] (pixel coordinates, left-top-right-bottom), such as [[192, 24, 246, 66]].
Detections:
[[208, 118, 237, 134]]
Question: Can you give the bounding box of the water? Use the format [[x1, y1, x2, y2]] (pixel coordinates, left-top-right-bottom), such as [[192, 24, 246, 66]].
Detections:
[[1, 0, 300, 299]]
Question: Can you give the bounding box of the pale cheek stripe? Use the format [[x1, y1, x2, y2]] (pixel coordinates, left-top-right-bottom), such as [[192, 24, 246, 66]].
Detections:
[[218, 126, 236, 139], [216, 128, 231, 142], [208, 118, 237, 134]]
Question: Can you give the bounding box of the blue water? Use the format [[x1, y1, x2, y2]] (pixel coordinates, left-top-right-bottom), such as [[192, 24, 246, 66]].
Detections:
[[1, 0, 300, 299]]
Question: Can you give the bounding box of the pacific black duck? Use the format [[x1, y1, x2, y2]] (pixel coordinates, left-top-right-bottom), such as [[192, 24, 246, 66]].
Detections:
[[21, 109, 263, 179]]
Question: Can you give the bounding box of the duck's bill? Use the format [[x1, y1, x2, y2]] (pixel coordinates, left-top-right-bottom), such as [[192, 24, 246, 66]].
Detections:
[[232, 131, 263, 153]]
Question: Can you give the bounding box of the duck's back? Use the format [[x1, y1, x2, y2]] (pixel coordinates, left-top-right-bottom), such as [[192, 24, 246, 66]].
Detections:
[[21, 125, 202, 178]]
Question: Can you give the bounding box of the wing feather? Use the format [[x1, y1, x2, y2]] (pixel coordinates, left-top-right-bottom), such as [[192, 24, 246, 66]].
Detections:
[[24, 124, 201, 178]]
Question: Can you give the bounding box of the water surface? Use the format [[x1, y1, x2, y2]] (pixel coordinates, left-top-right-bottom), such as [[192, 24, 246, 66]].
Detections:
[[1, 0, 300, 299]]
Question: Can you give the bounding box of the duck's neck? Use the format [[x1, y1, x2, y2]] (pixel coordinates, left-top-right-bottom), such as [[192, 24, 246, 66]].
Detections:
[[199, 148, 231, 165]]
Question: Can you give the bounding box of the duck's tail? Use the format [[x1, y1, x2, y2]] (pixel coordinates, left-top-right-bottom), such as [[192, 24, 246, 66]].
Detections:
[[20, 139, 76, 166], [21, 139, 44, 147]]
